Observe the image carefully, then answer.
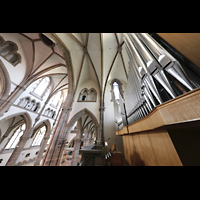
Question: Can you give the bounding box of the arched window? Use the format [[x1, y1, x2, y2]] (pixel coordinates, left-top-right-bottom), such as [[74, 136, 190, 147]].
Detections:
[[5, 123, 26, 149], [112, 80, 123, 103], [78, 88, 97, 102], [111, 79, 127, 129], [78, 89, 88, 102], [71, 121, 78, 131], [0, 36, 21, 66], [28, 99, 35, 110], [113, 82, 120, 101], [87, 89, 97, 101], [50, 91, 63, 108], [44, 108, 50, 116], [17, 97, 40, 113], [32, 125, 47, 146], [31, 77, 51, 99], [32, 102, 40, 112], [48, 109, 53, 118]]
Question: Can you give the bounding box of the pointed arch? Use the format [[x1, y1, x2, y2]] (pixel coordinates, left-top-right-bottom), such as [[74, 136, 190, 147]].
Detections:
[[31, 119, 51, 147], [0, 59, 11, 101], [111, 78, 124, 99], [30, 119, 51, 138], [0, 112, 32, 151], [64, 108, 99, 140], [0, 112, 32, 129], [88, 88, 97, 101], [78, 88, 88, 101]]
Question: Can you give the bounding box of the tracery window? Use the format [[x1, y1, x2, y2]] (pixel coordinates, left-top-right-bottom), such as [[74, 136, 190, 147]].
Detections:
[[5, 123, 26, 149], [31, 125, 46, 146], [0, 36, 21, 66], [112, 80, 123, 103], [43, 108, 56, 119], [18, 97, 40, 113], [31, 77, 51, 99], [111, 80, 127, 130], [113, 81, 120, 102], [78, 88, 97, 102], [50, 91, 63, 108], [78, 89, 88, 101], [87, 89, 97, 101]]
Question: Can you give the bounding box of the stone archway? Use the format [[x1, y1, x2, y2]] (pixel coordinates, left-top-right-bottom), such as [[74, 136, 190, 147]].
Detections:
[[0, 59, 11, 105], [4, 112, 32, 166], [43, 108, 100, 166], [64, 108, 99, 140], [60, 108, 100, 166]]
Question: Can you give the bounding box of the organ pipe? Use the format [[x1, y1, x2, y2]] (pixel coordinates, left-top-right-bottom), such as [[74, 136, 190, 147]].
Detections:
[[122, 33, 197, 126]]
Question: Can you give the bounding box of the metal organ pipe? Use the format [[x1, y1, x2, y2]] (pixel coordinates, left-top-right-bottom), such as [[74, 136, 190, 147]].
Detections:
[[129, 33, 177, 99], [123, 34, 163, 105], [123, 33, 196, 126], [124, 37, 157, 109], [137, 33, 195, 91]]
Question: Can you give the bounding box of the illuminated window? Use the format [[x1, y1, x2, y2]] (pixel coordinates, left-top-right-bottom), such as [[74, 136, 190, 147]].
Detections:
[[50, 91, 63, 108], [5, 123, 26, 149], [113, 81, 120, 100], [32, 125, 46, 146], [71, 121, 78, 131], [31, 77, 50, 99]]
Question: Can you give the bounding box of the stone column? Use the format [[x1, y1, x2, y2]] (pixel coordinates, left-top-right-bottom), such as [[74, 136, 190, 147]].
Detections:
[[82, 127, 88, 146], [42, 106, 72, 166], [5, 112, 32, 166], [71, 119, 82, 166], [98, 105, 105, 145]]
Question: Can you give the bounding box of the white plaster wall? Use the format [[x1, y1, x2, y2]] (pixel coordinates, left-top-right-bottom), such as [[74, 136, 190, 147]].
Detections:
[[0, 33, 32, 86], [68, 79, 100, 123], [0, 146, 42, 166]]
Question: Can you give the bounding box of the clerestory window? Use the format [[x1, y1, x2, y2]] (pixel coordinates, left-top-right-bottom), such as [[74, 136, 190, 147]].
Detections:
[[50, 91, 63, 108], [78, 88, 97, 102], [5, 123, 26, 149], [31, 77, 51, 99], [113, 81, 120, 101], [31, 125, 47, 146]]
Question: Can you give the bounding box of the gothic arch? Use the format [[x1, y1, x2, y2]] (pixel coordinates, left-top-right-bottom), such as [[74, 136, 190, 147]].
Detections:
[[0, 112, 32, 151], [64, 108, 99, 140], [110, 78, 124, 98], [88, 88, 97, 101], [0, 59, 11, 101], [0, 36, 21, 66], [31, 119, 51, 138], [78, 88, 88, 101], [0, 112, 32, 129]]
